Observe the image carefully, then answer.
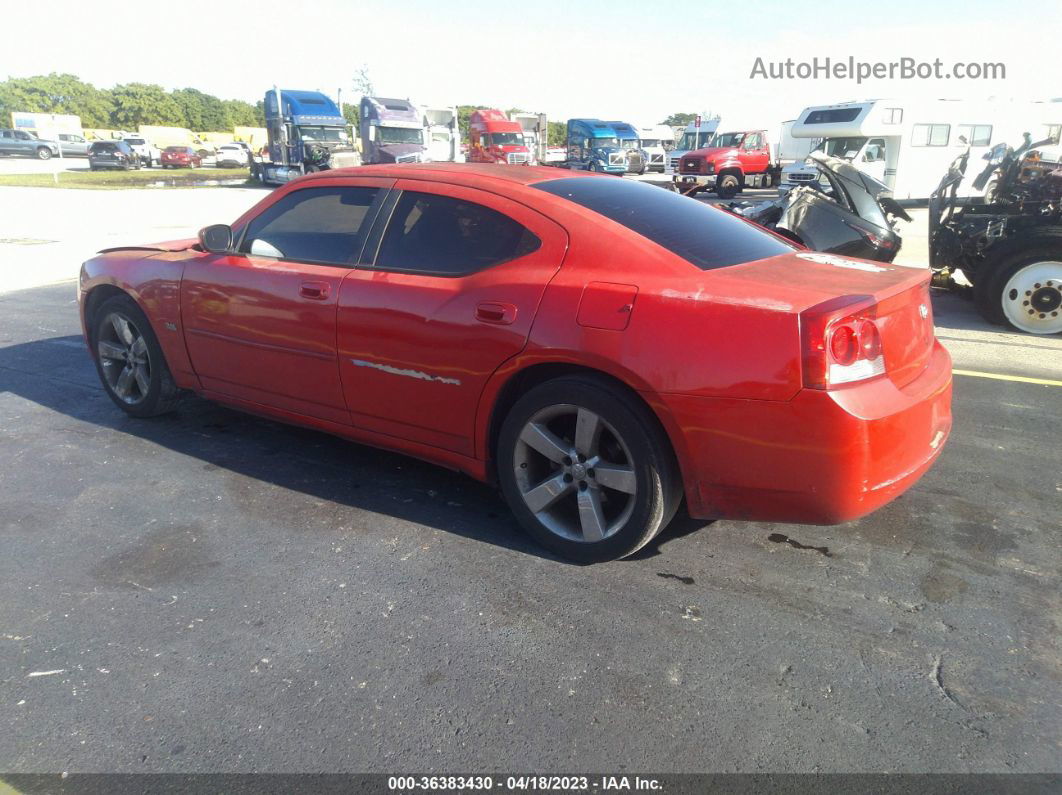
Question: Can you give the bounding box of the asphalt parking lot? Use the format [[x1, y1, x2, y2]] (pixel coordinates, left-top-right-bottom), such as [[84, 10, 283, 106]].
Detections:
[[1, 184, 1059, 774]]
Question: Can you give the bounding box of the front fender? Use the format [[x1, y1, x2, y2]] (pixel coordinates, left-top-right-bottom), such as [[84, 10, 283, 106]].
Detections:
[[79, 249, 200, 388]]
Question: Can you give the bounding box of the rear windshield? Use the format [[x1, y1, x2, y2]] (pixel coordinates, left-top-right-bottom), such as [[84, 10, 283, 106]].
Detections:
[[124, 138, 146, 145], [165, 146, 191, 153], [532, 177, 795, 270], [90, 142, 119, 152]]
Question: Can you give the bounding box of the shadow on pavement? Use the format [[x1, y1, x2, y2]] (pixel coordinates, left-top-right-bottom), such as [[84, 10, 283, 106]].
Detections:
[[0, 334, 704, 564]]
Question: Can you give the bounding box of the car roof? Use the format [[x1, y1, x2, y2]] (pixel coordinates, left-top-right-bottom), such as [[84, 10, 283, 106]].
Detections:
[[301, 162, 598, 188]]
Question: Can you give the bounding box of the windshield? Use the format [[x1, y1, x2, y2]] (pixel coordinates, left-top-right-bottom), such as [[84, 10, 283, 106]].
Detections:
[[591, 136, 619, 149], [299, 126, 348, 143], [813, 137, 867, 160], [619, 139, 641, 150], [712, 133, 746, 149], [378, 126, 423, 145], [488, 132, 523, 147], [676, 131, 713, 150], [124, 138, 145, 146], [640, 139, 661, 149]]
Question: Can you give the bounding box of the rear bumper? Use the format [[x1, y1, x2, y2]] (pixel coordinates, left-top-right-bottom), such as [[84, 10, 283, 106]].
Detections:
[[659, 340, 953, 524]]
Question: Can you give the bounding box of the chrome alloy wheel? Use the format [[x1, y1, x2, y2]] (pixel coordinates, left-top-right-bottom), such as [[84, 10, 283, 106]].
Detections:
[[98, 312, 151, 404], [513, 404, 637, 543], [1002, 261, 1062, 334]]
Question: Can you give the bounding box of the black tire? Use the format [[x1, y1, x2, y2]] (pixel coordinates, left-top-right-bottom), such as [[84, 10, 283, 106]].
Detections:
[[716, 172, 741, 199], [497, 375, 682, 563], [974, 243, 1062, 333], [91, 294, 180, 417], [36, 146, 52, 160]]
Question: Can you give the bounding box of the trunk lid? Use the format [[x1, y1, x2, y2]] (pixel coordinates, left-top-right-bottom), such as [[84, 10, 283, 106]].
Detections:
[[714, 251, 936, 388]]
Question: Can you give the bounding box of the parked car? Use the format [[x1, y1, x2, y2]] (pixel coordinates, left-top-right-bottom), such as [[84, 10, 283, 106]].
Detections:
[[160, 146, 203, 168], [78, 165, 952, 562], [0, 128, 59, 159], [724, 153, 912, 262], [215, 144, 249, 167], [121, 135, 160, 167], [56, 133, 90, 157], [88, 140, 140, 170]]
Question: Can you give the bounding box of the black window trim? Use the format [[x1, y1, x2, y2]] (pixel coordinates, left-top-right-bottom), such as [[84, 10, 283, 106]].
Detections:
[[361, 187, 543, 278], [230, 182, 392, 269]]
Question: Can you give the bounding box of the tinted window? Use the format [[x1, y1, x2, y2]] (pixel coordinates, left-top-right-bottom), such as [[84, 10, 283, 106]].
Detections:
[[804, 108, 862, 124], [375, 192, 541, 276], [239, 186, 381, 266], [532, 177, 794, 270], [90, 142, 118, 152]]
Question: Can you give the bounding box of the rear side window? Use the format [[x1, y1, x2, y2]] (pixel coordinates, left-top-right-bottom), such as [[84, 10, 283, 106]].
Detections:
[[239, 186, 381, 266], [375, 191, 541, 276], [532, 177, 794, 270]]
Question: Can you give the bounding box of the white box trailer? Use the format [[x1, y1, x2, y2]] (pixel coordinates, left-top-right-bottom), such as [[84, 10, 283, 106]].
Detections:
[[782, 98, 1062, 200], [510, 113, 548, 165], [422, 107, 462, 162]]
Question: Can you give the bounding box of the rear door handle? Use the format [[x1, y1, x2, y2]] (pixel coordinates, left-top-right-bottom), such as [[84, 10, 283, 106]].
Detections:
[[476, 302, 517, 325], [299, 281, 330, 300]]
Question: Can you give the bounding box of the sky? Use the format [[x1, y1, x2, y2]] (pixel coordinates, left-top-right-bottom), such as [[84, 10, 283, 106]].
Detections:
[[4, 0, 1059, 128]]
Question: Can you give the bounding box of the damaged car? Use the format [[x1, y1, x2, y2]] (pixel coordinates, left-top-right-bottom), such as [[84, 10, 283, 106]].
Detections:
[[929, 133, 1062, 334], [724, 153, 912, 263]]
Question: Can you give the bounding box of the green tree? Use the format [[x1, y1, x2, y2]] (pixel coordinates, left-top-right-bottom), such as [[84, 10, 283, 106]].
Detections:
[[0, 73, 114, 127], [662, 112, 697, 127], [109, 83, 184, 129], [224, 99, 261, 128], [547, 121, 566, 147]]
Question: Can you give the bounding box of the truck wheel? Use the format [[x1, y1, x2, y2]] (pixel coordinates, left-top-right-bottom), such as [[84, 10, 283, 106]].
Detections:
[[588, 161, 600, 172], [976, 245, 1062, 334], [716, 173, 740, 199], [36, 146, 52, 160], [497, 375, 682, 563]]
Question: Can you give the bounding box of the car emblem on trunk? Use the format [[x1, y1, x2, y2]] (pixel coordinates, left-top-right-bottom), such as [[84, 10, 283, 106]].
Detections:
[[919, 304, 929, 319]]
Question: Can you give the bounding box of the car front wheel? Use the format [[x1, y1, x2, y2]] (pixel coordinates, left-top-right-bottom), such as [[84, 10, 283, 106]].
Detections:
[[37, 147, 52, 160], [92, 294, 181, 417], [498, 376, 681, 562]]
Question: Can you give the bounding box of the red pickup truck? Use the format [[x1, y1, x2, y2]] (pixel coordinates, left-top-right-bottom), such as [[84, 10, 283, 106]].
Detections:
[[675, 129, 780, 198]]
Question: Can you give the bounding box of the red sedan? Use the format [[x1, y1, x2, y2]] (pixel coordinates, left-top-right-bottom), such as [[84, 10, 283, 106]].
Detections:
[[78, 164, 952, 562], [160, 146, 202, 168]]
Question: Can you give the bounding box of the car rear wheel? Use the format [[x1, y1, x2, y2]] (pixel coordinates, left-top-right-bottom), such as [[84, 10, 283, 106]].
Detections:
[[92, 294, 180, 417], [979, 249, 1062, 334], [498, 376, 681, 562]]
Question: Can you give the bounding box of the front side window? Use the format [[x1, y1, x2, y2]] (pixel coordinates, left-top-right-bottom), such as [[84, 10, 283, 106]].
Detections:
[[532, 177, 795, 271], [862, 138, 886, 162], [239, 186, 381, 266], [375, 191, 540, 277], [912, 124, 950, 147]]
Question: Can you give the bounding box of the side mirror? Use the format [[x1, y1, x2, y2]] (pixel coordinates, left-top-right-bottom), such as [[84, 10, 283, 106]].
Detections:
[[199, 224, 233, 254]]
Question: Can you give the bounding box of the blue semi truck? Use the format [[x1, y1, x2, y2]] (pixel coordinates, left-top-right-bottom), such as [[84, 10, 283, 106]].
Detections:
[[253, 88, 360, 185], [563, 118, 627, 174]]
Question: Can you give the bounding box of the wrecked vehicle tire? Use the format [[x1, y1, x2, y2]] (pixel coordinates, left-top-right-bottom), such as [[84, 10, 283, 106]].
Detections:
[[975, 243, 1062, 334]]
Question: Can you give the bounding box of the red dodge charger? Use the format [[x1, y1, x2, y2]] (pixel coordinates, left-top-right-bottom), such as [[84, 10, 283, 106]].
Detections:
[[78, 164, 952, 562]]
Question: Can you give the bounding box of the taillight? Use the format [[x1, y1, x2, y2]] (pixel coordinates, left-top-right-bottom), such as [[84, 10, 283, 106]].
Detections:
[[801, 299, 886, 389], [846, 221, 898, 251]]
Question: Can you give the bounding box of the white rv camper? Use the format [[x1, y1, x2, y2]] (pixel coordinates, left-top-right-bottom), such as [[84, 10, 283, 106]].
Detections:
[[782, 99, 1062, 200]]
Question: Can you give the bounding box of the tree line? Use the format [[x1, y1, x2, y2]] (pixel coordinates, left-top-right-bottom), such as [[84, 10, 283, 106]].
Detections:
[[0, 73, 265, 131]]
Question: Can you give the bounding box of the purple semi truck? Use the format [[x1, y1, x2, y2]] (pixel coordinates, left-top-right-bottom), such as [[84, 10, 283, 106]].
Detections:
[[358, 96, 428, 164]]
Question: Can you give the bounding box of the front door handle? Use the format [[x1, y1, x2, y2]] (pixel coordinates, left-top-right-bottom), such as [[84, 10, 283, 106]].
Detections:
[[299, 281, 330, 300], [476, 302, 517, 325]]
